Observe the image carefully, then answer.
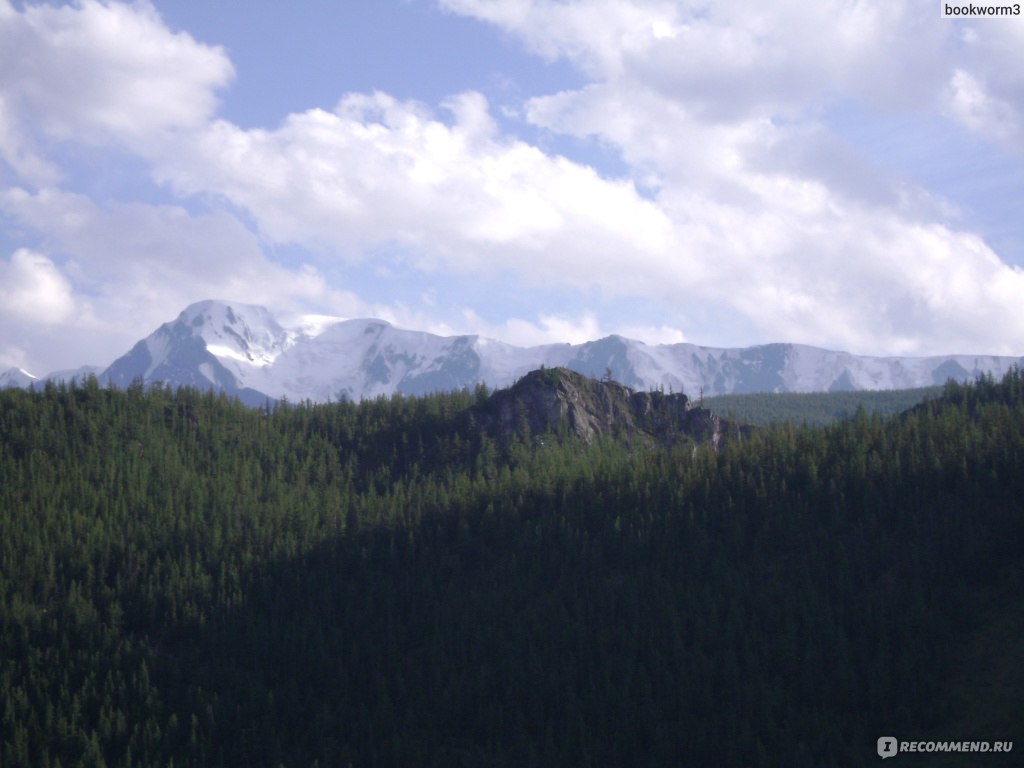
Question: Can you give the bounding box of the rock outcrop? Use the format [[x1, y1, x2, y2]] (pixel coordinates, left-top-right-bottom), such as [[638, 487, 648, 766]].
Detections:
[[472, 367, 750, 448]]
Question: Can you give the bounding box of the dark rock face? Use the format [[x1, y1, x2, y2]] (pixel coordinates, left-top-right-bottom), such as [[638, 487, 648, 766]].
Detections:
[[473, 367, 750, 448]]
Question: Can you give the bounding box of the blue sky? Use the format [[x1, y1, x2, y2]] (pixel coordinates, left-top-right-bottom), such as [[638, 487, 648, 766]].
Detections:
[[2, 0, 1023, 375]]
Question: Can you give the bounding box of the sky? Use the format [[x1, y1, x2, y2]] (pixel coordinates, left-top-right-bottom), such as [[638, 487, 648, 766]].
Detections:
[[1, 0, 1023, 375]]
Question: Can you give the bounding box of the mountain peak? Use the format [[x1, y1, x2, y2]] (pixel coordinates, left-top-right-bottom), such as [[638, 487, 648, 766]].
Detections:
[[0, 367, 39, 389], [171, 300, 290, 368]]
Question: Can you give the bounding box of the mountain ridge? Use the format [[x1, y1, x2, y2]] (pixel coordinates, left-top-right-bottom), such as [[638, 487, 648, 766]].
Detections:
[[14, 299, 1024, 403]]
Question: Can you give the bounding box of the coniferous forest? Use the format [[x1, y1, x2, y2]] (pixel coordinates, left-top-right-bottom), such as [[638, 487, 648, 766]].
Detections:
[[1, 371, 1022, 766], [704, 386, 943, 426]]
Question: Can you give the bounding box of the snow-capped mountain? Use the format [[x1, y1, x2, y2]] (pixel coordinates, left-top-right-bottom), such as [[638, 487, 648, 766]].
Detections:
[[1, 367, 39, 389], [11, 299, 1024, 403], [103, 300, 296, 406], [2, 365, 106, 390]]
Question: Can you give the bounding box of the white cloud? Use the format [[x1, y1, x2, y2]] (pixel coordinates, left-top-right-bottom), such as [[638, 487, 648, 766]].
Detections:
[[945, 19, 1024, 146], [0, 248, 74, 324], [152, 89, 675, 296], [0, 0, 232, 194], [945, 68, 1021, 145], [443, 0, 954, 113], [442, 0, 674, 75], [0, 95, 63, 186], [0, 0, 231, 145], [439, 0, 1024, 355]]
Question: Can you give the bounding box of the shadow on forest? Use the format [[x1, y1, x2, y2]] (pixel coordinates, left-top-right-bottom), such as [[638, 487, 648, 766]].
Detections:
[[159, 464, 1023, 768]]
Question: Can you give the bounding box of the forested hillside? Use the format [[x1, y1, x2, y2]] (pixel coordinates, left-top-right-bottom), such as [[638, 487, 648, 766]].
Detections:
[[704, 385, 943, 426], [1, 372, 1021, 766]]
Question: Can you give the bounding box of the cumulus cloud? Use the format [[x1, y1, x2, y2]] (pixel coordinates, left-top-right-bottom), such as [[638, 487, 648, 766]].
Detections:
[[0, 0, 232, 153], [443, 0, 953, 112], [439, 0, 1024, 355], [945, 68, 1021, 145], [152, 89, 674, 296], [0, 96, 63, 186], [944, 19, 1024, 146], [0, 248, 75, 324]]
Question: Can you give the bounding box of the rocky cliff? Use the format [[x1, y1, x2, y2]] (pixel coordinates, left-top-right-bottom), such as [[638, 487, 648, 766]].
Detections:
[[472, 367, 750, 449]]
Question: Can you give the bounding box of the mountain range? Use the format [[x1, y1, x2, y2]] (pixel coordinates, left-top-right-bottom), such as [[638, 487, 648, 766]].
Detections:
[[4, 299, 1022, 404]]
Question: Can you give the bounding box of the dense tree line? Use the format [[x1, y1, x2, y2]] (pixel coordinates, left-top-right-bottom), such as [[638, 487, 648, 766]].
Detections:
[[704, 385, 943, 426], [1, 372, 1021, 766]]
